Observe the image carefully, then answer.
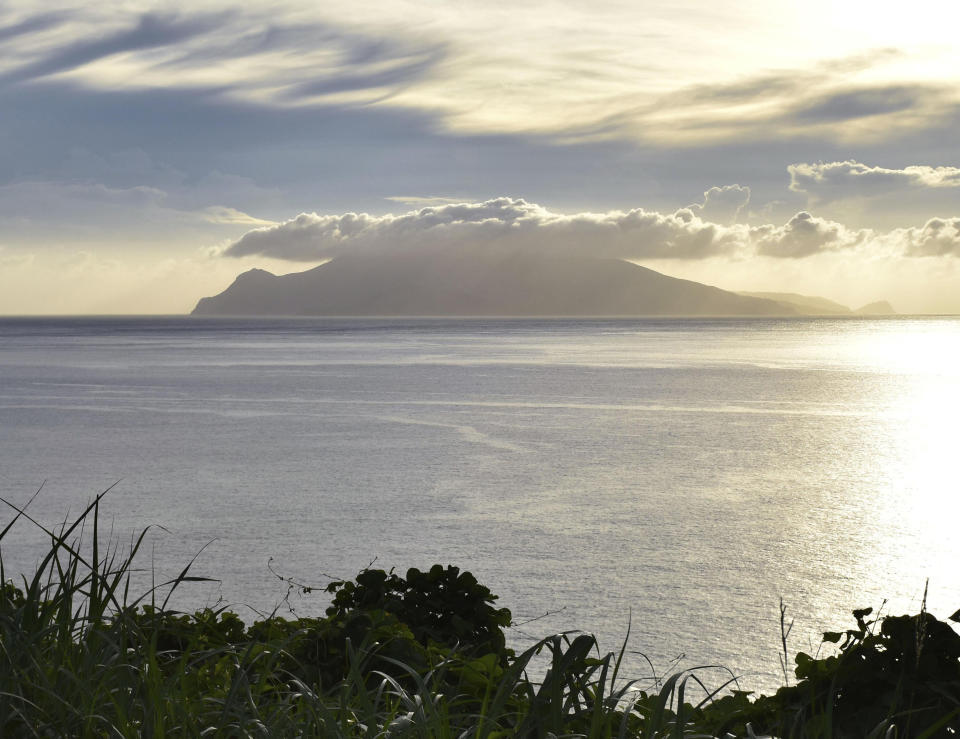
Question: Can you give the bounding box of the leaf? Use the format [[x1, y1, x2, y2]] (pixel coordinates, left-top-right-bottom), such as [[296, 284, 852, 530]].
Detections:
[[823, 631, 842, 643], [949, 608, 960, 623]]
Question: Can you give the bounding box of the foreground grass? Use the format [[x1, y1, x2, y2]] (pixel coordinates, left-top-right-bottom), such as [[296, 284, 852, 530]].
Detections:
[[2, 492, 959, 737]]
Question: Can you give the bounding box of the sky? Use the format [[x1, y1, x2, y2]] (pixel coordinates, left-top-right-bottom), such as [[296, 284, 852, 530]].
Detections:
[[1, 0, 959, 314]]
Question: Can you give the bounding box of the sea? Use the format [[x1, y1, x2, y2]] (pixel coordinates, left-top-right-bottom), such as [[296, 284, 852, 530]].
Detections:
[[1, 316, 958, 694]]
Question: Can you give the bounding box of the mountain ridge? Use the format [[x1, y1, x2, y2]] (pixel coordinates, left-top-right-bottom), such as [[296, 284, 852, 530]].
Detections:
[[738, 291, 896, 316]]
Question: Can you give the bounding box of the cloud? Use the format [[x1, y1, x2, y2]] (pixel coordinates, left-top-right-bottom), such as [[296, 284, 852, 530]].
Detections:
[[686, 185, 750, 224], [0, 6, 447, 110], [384, 195, 465, 206], [789, 160, 960, 201], [789, 85, 923, 124], [750, 211, 869, 258], [224, 194, 960, 264], [281, 43, 446, 101], [199, 206, 277, 226], [0, 11, 226, 87], [1, 5, 955, 148], [893, 218, 960, 257], [222, 196, 886, 263], [583, 53, 956, 147], [224, 197, 749, 262], [751, 212, 960, 260], [0, 11, 70, 43]]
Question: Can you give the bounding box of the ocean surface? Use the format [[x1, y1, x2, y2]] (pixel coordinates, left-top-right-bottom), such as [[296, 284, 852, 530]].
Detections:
[[1, 316, 959, 693]]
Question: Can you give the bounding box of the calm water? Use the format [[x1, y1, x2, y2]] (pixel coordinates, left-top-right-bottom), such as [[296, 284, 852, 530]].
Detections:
[[1, 316, 959, 692]]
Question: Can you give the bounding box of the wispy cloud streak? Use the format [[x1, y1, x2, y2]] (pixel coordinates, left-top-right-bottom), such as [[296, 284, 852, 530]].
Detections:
[[1, 3, 956, 146]]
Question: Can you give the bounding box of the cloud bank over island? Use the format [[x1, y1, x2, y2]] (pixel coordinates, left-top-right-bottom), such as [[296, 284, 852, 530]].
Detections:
[[221, 190, 957, 265], [224, 197, 747, 262]]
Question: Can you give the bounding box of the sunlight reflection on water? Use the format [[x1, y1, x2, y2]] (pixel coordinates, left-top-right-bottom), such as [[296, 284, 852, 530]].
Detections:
[[0, 316, 958, 694]]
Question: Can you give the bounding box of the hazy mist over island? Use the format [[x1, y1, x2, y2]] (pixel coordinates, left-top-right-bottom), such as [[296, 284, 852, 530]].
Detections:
[[0, 2, 958, 314]]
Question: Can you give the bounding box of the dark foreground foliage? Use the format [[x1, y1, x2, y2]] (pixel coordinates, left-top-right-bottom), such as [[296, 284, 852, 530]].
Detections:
[[1, 492, 959, 737]]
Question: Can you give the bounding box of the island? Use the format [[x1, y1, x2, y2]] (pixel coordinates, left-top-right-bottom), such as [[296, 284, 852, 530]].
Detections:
[[193, 252, 798, 317]]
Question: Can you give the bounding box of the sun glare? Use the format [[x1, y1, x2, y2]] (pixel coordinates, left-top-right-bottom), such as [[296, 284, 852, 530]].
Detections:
[[847, 321, 960, 598]]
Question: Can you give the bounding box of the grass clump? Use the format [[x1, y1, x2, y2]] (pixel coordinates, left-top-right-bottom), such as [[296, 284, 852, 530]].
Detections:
[[2, 491, 959, 737]]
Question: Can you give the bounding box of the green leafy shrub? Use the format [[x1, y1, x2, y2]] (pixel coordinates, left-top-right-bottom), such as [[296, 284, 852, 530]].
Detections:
[[707, 606, 960, 737], [247, 608, 433, 690], [325, 564, 513, 659]]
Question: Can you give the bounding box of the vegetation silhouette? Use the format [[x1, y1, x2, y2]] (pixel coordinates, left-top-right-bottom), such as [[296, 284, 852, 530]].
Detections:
[[1, 492, 958, 737]]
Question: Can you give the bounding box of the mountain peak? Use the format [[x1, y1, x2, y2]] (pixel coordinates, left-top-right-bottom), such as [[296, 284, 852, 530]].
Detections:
[[235, 268, 276, 281]]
